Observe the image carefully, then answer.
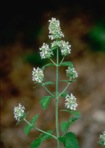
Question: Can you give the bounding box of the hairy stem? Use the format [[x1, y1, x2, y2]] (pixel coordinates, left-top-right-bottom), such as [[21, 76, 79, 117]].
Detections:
[[55, 48, 60, 148]]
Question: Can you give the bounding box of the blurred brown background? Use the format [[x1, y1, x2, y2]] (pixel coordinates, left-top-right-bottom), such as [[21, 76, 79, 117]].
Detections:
[[0, 0, 105, 148]]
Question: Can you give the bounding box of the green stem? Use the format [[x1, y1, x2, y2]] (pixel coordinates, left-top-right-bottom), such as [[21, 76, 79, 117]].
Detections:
[[50, 58, 57, 66], [55, 48, 60, 148], [24, 118, 32, 126], [59, 56, 65, 65], [43, 85, 54, 97], [24, 119, 57, 139], [58, 82, 70, 98], [36, 127, 57, 139]]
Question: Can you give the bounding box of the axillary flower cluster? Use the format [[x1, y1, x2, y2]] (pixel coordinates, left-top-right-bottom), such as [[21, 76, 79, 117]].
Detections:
[[14, 103, 25, 121]]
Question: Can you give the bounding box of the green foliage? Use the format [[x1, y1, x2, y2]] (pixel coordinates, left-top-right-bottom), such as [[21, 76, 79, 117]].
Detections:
[[59, 61, 73, 67], [61, 121, 71, 133], [30, 130, 53, 148], [60, 92, 68, 98], [24, 125, 34, 136], [59, 132, 79, 148], [42, 81, 54, 86], [60, 110, 80, 133], [30, 115, 39, 125], [98, 141, 105, 147], [88, 22, 105, 52], [42, 63, 54, 70], [60, 116, 80, 133], [40, 96, 52, 110], [23, 52, 48, 66], [24, 115, 39, 135]]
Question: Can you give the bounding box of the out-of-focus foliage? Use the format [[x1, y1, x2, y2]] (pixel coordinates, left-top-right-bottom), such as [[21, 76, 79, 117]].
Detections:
[[88, 21, 105, 52]]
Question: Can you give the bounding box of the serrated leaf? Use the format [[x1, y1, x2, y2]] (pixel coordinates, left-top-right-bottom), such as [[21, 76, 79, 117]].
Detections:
[[60, 61, 73, 67], [42, 81, 54, 86], [40, 96, 52, 110], [59, 132, 79, 148], [24, 125, 34, 136], [42, 63, 54, 70], [30, 114, 39, 125], [30, 130, 53, 148], [61, 121, 71, 133]]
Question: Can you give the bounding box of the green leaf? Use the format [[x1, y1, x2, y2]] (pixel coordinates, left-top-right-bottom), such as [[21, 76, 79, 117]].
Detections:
[[69, 116, 80, 123], [24, 125, 34, 136], [42, 63, 54, 70], [60, 79, 75, 83], [59, 132, 79, 148], [40, 96, 52, 110], [42, 81, 54, 86], [60, 92, 68, 98], [31, 130, 53, 148], [61, 121, 71, 133], [30, 114, 39, 125], [60, 61, 73, 67], [70, 111, 80, 117]]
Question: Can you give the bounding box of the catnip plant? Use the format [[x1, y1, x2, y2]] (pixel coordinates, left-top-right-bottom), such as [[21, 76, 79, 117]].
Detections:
[[14, 17, 80, 148]]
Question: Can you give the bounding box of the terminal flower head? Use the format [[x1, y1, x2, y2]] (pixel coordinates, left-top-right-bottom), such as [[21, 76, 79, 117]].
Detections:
[[14, 103, 25, 121], [48, 17, 64, 40], [39, 43, 53, 59], [65, 93, 78, 110], [66, 67, 78, 81], [32, 67, 44, 83], [99, 131, 105, 146]]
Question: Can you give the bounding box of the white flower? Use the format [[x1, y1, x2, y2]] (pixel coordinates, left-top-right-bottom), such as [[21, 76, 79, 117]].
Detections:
[[65, 93, 78, 110], [14, 103, 25, 121], [48, 17, 64, 40], [51, 40, 71, 56], [32, 67, 44, 83], [99, 131, 105, 146], [39, 43, 53, 59], [60, 41, 71, 56], [66, 67, 78, 80]]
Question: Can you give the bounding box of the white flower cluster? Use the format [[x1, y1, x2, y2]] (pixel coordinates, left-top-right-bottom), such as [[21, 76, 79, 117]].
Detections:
[[100, 131, 105, 146], [39, 43, 53, 59], [65, 93, 78, 110], [66, 67, 78, 80], [51, 40, 71, 56], [14, 103, 25, 121], [32, 67, 44, 83], [48, 17, 64, 40]]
